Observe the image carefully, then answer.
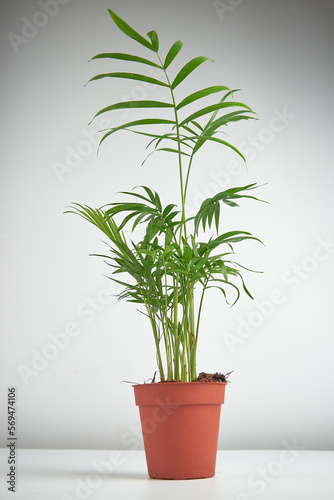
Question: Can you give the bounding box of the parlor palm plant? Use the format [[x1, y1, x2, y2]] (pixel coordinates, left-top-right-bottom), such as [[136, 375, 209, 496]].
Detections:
[[67, 10, 264, 383]]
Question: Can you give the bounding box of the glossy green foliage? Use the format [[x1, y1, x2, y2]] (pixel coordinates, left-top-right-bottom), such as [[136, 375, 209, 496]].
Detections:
[[67, 11, 265, 382]]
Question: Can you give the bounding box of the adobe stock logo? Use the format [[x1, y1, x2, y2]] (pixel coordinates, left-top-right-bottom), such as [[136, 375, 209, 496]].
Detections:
[[7, 0, 71, 54], [186, 106, 296, 215], [213, 0, 244, 22], [236, 439, 303, 500], [16, 280, 121, 386], [51, 127, 101, 182], [223, 235, 334, 352], [61, 451, 124, 500]]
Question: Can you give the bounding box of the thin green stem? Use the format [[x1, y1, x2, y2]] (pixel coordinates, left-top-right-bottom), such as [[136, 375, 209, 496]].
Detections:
[[183, 154, 195, 207], [188, 286, 196, 380], [163, 264, 173, 379], [195, 279, 209, 342], [157, 54, 186, 241], [141, 293, 165, 380], [157, 51, 187, 380]]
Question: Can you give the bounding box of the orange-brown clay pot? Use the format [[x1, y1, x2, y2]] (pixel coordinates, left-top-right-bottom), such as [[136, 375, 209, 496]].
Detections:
[[133, 381, 227, 480]]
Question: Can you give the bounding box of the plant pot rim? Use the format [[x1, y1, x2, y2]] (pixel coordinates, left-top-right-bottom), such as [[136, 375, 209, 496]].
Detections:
[[133, 380, 227, 406], [133, 381, 227, 387]]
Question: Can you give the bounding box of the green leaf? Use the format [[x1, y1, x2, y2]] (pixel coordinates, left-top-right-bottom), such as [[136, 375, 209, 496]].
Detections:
[[171, 57, 212, 89], [141, 147, 190, 166], [159, 147, 190, 155], [99, 118, 175, 146], [108, 10, 154, 51], [151, 133, 192, 150], [214, 183, 267, 205], [204, 111, 254, 135], [191, 120, 204, 131], [202, 91, 239, 132], [162, 204, 178, 218], [192, 134, 246, 161], [194, 185, 266, 234], [119, 189, 152, 204], [239, 274, 254, 300], [145, 131, 177, 149], [90, 52, 162, 69], [209, 231, 263, 248], [141, 186, 156, 204], [191, 111, 252, 154], [207, 202, 215, 229], [209, 279, 241, 306], [117, 212, 142, 231], [87, 72, 168, 87], [154, 192, 162, 212], [164, 40, 183, 69], [181, 124, 199, 137], [179, 101, 253, 127], [220, 89, 239, 102], [132, 212, 150, 230], [91, 100, 173, 122], [214, 202, 220, 233], [147, 30, 159, 51], [176, 86, 230, 110], [111, 239, 139, 263]]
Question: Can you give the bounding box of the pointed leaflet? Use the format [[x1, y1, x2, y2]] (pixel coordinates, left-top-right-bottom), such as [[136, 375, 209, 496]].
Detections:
[[236, 272, 254, 300], [171, 57, 212, 89], [112, 130, 188, 151], [90, 52, 162, 68], [179, 101, 253, 127], [186, 134, 246, 161], [214, 201, 220, 233], [190, 120, 204, 131], [198, 231, 259, 254], [202, 90, 240, 132], [149, 132, 193, 150], [118, 188, 153, 205], [191, 110, 253, 155], [108, 10, 154, 51], [153, 191, 162, 212], [212, 231, 262, 246], [141, 148, 190, 166], [164, 40, 183, 69], [91, 100, 173, 121], [147, 30, 159, 51], [98, 118, 175, 147], [204, 111, 254, 136], [176, 86, 230, 110], [141, 186, 157, 204], [87, 72, 168, 87], [207, 279, 241, 306], [211, 183, 267, 206]]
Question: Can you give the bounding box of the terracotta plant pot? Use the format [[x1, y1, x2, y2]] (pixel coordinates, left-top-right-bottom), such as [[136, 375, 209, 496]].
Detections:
[[133, 381, 227, 479]]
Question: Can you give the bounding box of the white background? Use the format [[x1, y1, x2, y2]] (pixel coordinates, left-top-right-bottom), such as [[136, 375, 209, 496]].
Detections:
[[1, 0, 334, 451]]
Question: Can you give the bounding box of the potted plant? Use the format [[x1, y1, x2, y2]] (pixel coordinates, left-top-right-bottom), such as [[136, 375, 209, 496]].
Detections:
[[67, 10, 265, 480]]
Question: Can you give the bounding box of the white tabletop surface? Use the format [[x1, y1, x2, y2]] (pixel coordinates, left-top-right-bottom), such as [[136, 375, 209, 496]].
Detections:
[[0, 449, 333, 500]]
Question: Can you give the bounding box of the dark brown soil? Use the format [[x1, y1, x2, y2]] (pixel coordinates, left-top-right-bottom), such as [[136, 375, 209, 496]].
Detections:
[[155, 371, 233, 383], [194, 371, 231, 383]]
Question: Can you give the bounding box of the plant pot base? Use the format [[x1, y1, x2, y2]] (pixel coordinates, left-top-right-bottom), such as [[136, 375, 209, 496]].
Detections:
[[149, 471, 215, 481]]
